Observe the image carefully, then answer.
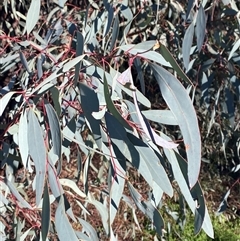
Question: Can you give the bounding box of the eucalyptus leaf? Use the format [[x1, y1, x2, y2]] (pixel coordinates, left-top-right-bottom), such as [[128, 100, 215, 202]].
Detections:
[[45, 102, 62, 175], [27, 109, 46, 206], [182, 22, 194, 69], [196, 4, 206, 52], [26, 0, 40, 34], [41, 182, 50, 241], [55, 196, 78, 241], [151, 63, 201, 188]]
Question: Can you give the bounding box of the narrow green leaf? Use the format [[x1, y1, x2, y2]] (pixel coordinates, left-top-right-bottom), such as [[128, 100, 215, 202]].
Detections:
[[105, 112, 132, 161], [159, 44, 193, 85], [41, 182, 50, 241], [225, 88, 234, 128], [103, 74, 132, 130], [191, 183, 205, 235], [92, 106, 106, 120], [0, 53, 19, 65], [37, 82, 57, 96], [151, 63, 201, 188], [33, 31, 46, 45], [119, 41, 156, 53], [117, 67, 177, 148], [62, 117, 76, 147], [0, 192, 8, 206], [130, 83, 178, 148]]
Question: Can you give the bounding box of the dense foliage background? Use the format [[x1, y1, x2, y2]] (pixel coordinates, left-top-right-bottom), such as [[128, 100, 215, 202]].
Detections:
[[0, 0, 239, 240]]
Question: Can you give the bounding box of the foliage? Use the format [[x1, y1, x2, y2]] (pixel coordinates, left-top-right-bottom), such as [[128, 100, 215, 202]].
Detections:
[[164, 204, 240, 241], [0, 0, 239, 240]]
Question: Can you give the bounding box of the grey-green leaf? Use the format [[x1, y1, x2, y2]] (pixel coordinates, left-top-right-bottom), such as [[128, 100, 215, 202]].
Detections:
[[78, 218, 98, 241], [128, 182, 164, 236], [63, 54, 85, 73], [104, 5, 114, 37], [74, 32, 84, 86], [196, 4, 206, 52], [41, 182, 50, 241], [26, 0, 41, 34], [182, 22, 194, 69], [48, 161, 63, 198], [127, 132, 173, 197], [5, 178, 32, 209], [19, 51, 31, 73], [163, 146, 213, 238], [79, 82, 102, 149], [151, 63, 201, 188], [128, 182, 147, 215], [27, 109, 46, 206], [186, 0, 195, 20], [110, 15, 119, 51], [159, 44, 193, 85], [45, 102, 62, 175], [55, 196, 78, 241], [0, 91, 16, 116], [120, 44, 171, 67], [228, 38, 240, 60], [109, 156, 126, 225], [142, 110, 178, 125], [103, 74, 132, 130], [18, 111, 29, 170]]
